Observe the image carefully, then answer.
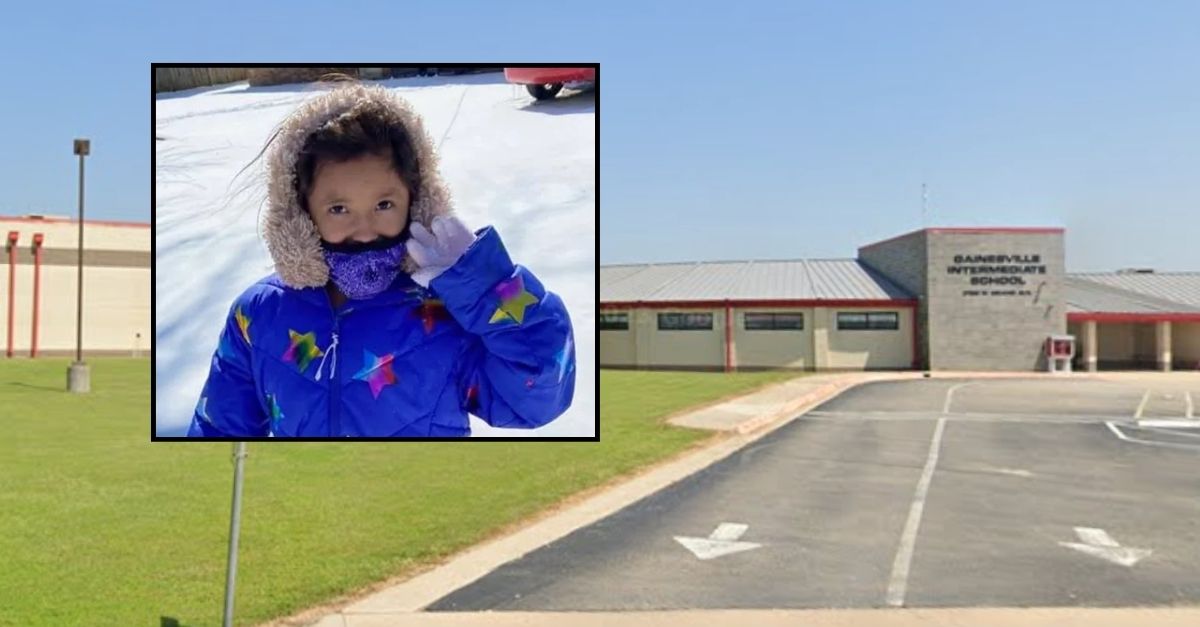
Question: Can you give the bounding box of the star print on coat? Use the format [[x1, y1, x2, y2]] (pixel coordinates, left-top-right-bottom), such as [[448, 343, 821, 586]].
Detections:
[[235, 306, 252, 345], [412, 297, 451, 334], [553, 335, 574, 382], [267, 394, 284, 430], [353, 350, 397, 399], [283, 330, 324, 373], [489, 275, 539, 325]]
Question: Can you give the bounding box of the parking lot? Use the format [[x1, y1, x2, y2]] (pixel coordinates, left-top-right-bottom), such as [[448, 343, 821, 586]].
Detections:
[[428, 376, 1200, 611]]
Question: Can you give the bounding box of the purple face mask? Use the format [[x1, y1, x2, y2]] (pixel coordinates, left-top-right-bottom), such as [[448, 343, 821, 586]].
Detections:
[[321, 233, 407, 301]]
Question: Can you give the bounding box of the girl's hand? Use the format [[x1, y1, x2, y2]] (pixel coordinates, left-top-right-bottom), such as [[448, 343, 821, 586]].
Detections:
[[407, 215, 477, 288]]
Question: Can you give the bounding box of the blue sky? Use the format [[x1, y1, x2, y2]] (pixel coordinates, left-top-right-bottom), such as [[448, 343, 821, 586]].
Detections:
[[2, 0, 1197, 271]]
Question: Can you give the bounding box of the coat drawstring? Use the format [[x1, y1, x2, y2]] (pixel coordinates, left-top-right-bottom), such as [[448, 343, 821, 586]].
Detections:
[[316, 332, 339, 382]]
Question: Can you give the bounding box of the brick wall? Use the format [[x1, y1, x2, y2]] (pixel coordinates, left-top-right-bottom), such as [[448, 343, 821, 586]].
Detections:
[[925, 231, 1066, 370]]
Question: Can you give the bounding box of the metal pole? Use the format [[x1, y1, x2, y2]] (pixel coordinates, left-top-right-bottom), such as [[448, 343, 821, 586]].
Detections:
[[921, 182, 928, 227], [67, 139, 90, 393], [76, 153, 84, 363], [224, 442, 248, 627]]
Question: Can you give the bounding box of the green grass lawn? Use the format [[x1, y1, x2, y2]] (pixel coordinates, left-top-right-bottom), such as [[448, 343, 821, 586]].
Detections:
[[0, 361, 802, 626]]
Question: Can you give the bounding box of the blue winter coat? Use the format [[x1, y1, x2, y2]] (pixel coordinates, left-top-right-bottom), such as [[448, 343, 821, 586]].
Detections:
[[187, 226, 576, 437]]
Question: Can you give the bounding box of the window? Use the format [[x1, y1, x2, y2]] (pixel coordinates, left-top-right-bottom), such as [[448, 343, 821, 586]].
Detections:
[[867, 312, 899, 330], [657, 312, 713, 331], [837, 311, 899, 331], [744, 312, 804, 330], [599, 312, 629, 330], [837, 313, 868, 330]]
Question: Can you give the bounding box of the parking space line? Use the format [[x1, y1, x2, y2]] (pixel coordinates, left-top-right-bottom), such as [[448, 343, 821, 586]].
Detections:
[[804, 411, 1124, 424], [1186, 391, 1194, 419], [1134, 389, 1151, 419], [885, 380, 973, 606], [943, 381, 975, 415], [1140, 425, 1200, 439], [1105, 421, 1200, 452], [1106, 421, 1134, 443], [885, 417, 947, 607], [1137, 419, 1200, 429]]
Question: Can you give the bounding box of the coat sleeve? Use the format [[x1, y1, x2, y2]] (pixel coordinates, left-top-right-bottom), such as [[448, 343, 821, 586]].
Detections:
[[187, 296, 270, 438], [432, 226, 576, 429]]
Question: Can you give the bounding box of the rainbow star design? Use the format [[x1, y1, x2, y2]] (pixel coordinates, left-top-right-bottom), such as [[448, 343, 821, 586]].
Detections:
[[267, 394, 284, 430], [553, 335, 574, 382], [283, 330, 323, 373], [235, 306, 252, 345], [411, 298, 451, 334], [488, 275, 539, 325], [354, 350, 397, 399]]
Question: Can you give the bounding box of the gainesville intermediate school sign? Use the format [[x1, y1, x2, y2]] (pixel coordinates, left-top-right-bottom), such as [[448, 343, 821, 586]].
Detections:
[[947, 253, 1048, 296]]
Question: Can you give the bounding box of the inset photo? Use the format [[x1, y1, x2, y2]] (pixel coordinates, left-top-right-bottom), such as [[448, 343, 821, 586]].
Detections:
[[153, 64, 596, 439]]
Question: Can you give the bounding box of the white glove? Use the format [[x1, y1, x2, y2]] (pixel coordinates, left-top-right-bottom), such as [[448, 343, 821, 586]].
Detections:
[[407, 215, 477, 288]]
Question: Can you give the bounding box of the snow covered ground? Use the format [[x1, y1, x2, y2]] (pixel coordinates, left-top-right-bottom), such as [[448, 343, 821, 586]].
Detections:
[[154, 73, 595, 437]]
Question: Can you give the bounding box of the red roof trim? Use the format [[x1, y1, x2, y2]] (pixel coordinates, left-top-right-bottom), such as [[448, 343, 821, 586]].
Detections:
[[0, 216, 150, 229], [1068, 312, 1200, 323], [601, 299, 918, 309]]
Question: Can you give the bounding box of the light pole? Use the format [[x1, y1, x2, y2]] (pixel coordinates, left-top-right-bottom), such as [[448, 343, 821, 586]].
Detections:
[[224, 442, 248, 627], [68, 138, 90, 393]]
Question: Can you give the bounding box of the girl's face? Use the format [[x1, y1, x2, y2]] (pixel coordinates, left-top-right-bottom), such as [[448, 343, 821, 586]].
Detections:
[[305, 152, 411, 244]]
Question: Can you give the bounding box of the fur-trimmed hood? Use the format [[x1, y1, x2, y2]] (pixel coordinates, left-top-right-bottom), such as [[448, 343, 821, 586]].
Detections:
[[263, 83, 453, 289]]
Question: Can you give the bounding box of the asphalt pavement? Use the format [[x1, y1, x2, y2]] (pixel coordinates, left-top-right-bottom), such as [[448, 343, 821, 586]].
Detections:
[[427, 377, 1200, 611]]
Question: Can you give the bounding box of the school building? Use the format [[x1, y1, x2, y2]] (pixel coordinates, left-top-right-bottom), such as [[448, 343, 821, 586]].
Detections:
[[0, 215, 151, 358], [600, 227, 1200, 372]]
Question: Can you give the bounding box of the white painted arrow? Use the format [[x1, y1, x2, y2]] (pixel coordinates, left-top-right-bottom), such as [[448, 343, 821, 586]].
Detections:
[[1058, 527, 1151, 567], [674, 523, 762, 560]]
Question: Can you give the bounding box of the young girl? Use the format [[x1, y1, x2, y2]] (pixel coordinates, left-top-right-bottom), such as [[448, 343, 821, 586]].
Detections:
[[187, 83, 576, 437]]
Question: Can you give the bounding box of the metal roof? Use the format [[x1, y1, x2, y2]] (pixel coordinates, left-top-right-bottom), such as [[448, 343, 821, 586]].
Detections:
[[601, 260, 1200, 312], [1064, 277, 1200, 314], [600, 259, 914, 303], [1067, 272, 1200, 310]]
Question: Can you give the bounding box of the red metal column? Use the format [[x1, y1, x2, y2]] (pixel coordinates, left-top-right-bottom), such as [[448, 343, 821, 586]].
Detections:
[[724, 301, 733, 373], [911, 302, 921, 370], [6, 231, 17, 358], [31, 233, 43, 358]]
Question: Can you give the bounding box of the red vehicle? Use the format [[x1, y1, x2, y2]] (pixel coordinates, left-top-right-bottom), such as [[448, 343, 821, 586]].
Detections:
[[504, 67, 596, 100]]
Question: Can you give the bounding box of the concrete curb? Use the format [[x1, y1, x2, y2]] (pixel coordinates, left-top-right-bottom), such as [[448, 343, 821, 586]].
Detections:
[[733, 380, 847, 434]]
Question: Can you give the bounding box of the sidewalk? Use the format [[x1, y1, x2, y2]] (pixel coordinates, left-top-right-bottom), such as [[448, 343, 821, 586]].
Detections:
[[278, 368, 1166, 627]]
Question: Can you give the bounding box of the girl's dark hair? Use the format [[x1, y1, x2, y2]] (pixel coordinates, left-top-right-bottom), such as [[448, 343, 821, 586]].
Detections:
[[294, 104, 422, 213], [219, 80, 420, 248]]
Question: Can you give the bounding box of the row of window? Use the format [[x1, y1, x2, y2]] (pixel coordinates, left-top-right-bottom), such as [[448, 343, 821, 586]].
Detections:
[[599, 311, 900, 331]]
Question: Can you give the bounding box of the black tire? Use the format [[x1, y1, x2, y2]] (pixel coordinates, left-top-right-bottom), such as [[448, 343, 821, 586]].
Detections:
[[526, 83, 563, 100]]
